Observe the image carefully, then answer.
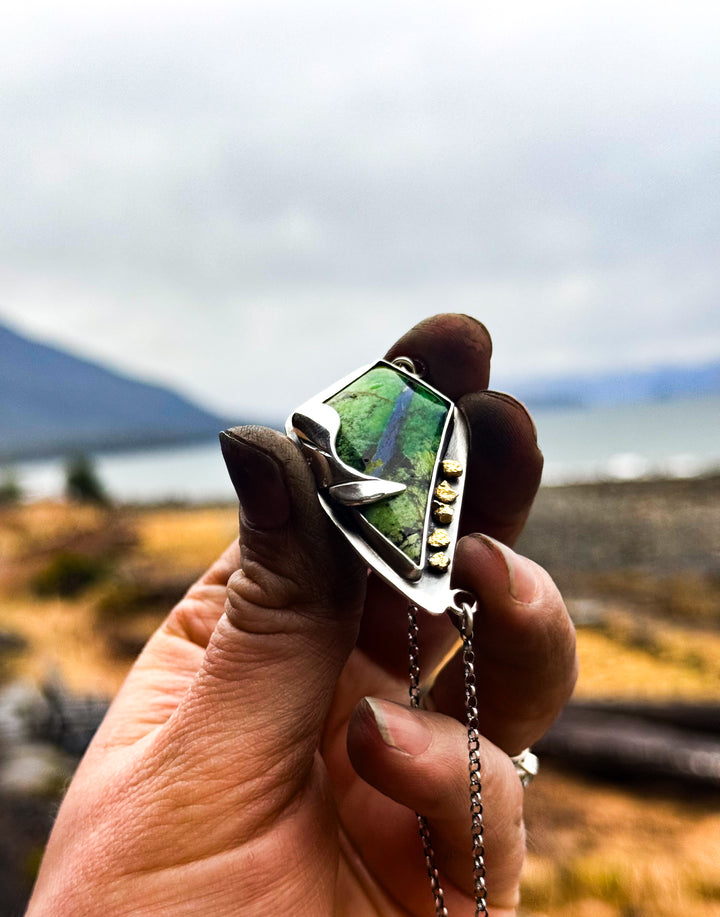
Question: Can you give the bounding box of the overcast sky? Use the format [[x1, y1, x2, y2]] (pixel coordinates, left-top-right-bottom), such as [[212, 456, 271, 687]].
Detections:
[[1, 0, 719, 419]]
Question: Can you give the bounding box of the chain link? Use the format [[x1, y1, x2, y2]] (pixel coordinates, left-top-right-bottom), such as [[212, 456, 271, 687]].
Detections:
[[408, 605, 449, 917], [460, 608, 488, 916], [407, 603, 488, 917]]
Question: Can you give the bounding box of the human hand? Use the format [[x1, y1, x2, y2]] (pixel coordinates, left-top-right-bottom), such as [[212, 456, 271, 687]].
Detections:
[[27, 314, 577, 916]]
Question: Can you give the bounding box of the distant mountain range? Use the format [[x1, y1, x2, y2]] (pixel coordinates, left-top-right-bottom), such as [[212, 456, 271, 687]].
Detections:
[[504, 361, 720, 410], [1, 320, 719, 462], [0, 322, 230, 462]]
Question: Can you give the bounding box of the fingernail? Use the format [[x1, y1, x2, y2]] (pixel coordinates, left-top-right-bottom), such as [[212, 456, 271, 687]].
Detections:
[[219, 429, 291, 530], [362, 697, 432, 756], [475, 534, 538, 603]]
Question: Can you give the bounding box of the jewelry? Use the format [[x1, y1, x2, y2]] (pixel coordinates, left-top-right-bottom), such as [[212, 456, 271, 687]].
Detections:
[[510, 748, 539, 788], [287, 357, 487, 916]]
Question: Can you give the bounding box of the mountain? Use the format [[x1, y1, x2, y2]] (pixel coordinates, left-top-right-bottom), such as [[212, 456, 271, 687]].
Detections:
[[3, 318, 718, 461], [507, 361, 720, 410], [0, 323, 229, 461]]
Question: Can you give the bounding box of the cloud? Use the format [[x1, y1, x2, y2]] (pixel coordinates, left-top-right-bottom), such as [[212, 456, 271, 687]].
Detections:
[[1, 0, 719, 416]]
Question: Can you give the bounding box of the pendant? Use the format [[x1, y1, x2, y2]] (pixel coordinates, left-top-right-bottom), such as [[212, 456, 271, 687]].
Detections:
[[286, 358, 471, 619], [287, 356, 488, 915]]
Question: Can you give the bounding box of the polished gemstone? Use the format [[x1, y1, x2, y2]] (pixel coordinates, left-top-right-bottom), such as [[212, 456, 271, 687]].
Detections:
[[327, 365, 449, 563]]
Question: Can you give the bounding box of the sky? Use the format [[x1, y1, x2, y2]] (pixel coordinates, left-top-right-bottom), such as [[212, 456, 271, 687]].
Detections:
[[1, 0, 719, 420]]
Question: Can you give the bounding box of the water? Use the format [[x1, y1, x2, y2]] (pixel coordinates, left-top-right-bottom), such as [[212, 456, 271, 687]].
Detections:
[[537, 393, 720, 484], [6, 394, 720, 503], [10, 440, 237, 504]]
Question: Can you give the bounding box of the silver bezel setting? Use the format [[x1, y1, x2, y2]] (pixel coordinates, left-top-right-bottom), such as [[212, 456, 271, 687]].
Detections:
[[286, 360, 470, 616]]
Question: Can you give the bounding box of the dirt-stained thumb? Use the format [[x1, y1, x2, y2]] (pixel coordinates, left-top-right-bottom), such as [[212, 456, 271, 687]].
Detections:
[[162, 426, 366, 802]]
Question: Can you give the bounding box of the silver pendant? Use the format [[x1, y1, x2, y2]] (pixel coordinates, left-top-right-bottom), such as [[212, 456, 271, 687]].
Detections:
[[286, 358, 471, 618], [287, 356, 488, 915]]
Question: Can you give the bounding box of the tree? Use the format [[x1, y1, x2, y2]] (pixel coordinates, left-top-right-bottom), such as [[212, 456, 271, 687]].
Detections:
[[0, 468, 22, 505], [64, 454, 110, 505]]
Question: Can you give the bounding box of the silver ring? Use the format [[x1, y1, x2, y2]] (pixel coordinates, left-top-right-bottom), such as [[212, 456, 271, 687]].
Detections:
[[509, 748, 539, 788]]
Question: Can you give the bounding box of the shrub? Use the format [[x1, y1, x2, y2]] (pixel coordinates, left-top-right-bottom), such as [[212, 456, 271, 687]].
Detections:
[[64, 454, 109, 505], [95, 575, 190, 622], [0, 469, 22, 505], [32, 552, 110, 598]]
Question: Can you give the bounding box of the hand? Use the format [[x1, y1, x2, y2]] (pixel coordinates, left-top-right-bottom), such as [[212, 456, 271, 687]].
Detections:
[[27, 314, 577, 917]]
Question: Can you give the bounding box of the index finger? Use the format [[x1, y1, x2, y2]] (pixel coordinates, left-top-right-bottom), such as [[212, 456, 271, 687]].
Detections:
[[385, 312, 492, 397], [357, 313, 543, 676], [386, 313, 543, 543]]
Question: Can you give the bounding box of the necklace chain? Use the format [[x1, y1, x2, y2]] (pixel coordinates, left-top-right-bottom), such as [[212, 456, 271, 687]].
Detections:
[[407, 604, 488, 917], [460, 612, 488, 915]]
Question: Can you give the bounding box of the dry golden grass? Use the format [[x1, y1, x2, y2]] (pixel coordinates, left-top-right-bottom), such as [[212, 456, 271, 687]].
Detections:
[[0, 592, 130, 694], [0, 501, 109, 556], [2, 499, 720, 916], [574, 621, 720, 701], [521, 768, 720, 917], [0, 502, 237, 694], [133, 504, 237, 572]]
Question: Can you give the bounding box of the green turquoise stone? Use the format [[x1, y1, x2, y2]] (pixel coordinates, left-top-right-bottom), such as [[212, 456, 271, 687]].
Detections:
[[326, 365, 449, 563]]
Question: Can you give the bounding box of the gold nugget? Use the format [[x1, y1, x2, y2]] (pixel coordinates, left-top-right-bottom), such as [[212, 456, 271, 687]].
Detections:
[[433, 503, 454, 524], [434, 480, 458, 504], [428, 530, 450, 549], [441, 459, 464, 478], [427, 551, 450, 572]]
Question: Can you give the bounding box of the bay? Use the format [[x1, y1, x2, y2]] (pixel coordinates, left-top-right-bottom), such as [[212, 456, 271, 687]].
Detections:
[[536, 393, 720, 484], [10, 439, 237, 504], [5, 394, 720, 503]]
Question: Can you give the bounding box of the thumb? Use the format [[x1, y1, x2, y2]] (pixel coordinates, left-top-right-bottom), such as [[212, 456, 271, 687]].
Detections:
[[162, 426, 366, 807]]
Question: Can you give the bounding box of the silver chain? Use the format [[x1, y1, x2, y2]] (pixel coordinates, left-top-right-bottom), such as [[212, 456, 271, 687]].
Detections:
[[460, 607, 488, 915], [407, 604, 488, 917], [408, 605, 449, 916]]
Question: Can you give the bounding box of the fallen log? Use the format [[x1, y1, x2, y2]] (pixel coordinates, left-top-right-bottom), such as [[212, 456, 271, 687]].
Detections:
[[566, 699, 720, 735], [5, 680, 720, 791], [536, 702, 720, 789]]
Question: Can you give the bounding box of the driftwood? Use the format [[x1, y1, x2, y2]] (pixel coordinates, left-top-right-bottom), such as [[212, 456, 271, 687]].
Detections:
[[536, 700, 720, 789], [4, 680, 720, 790], [29, 691, 720, 791]]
